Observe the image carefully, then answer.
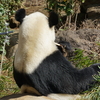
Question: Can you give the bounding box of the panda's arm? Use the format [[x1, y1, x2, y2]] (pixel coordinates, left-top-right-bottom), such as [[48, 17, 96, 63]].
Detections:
[[75, 63, 100, 91]]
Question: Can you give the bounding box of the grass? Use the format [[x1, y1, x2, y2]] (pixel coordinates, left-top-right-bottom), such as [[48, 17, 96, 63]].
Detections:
[[0, 59, 20, 98], [70, 49, 100, 69]]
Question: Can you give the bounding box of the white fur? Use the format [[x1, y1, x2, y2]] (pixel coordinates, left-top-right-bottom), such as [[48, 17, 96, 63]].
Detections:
[[14, 12, 57, 74], [47, 94, 81, 100]]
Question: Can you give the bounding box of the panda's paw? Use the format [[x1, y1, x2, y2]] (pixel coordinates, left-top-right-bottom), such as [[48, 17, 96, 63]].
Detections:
[[90, 63, 100, 73]]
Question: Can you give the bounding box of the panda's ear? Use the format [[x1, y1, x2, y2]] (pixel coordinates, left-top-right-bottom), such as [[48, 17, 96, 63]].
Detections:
[[15, 8, 26, 24], [49, 11, 59, 28]]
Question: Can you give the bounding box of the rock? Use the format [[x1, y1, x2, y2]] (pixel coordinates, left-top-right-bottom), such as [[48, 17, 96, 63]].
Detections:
[[5, 33, 18, 58], [56, 29, 100, 55], [82, 0, 100, 8], [87, 5, 100, 19], [81, 0, 100, 20]]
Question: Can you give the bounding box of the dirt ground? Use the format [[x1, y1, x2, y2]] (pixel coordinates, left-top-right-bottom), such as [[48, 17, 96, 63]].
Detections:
[[24, 0, 48, 15]]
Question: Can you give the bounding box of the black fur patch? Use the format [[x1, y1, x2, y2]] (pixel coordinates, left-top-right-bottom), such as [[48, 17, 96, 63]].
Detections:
[[15, 8, 26, 24], [13, 67, 24, 88], [13, 50, 100, 95], [49, 11, 59, 27]]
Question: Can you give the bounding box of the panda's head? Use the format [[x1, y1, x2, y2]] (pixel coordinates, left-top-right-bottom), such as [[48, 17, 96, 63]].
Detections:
[[15, 8, 58, 41], [14, 9, 59, 73], [15, 9, 58, 26]]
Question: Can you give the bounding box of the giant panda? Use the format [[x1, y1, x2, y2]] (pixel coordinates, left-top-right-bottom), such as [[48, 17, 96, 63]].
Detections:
[[14, 8, 100, 97]]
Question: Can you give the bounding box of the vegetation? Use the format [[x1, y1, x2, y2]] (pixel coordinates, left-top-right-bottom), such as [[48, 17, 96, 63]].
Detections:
[[70, 49, 100, 69], [46, 0, 85, 29], [0, 59, 19, 98], [0, 0, 22, 76], [0, 0, 22, 98], [0, 0, 22, 31], [46, 0, 84, 14], [0, 0, 22, 51]]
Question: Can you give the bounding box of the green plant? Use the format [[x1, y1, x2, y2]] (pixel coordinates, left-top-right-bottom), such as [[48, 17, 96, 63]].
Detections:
[[0, 60, 19, 98], [0, 0, 22, 49], [46, 0, 85, 15], [46, 0, 73, 15], [46, 0, 86, 29], [0, 0, 22, 31], [0, 0, 23, 74], [70, 49, 100, 69], [0, 0, 22, 96]]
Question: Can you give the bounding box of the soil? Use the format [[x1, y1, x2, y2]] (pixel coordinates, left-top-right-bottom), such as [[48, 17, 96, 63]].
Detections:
[[24, 0, 48, 15]]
